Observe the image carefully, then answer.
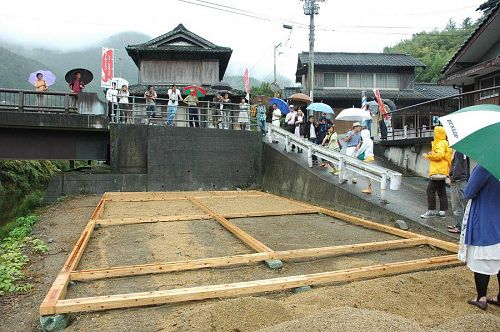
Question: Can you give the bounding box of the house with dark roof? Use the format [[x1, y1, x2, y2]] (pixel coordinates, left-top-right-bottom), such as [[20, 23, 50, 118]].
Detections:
[[126, 24, 242, 97], [286, 52, 457, 133], [440, 2, 500, 105]]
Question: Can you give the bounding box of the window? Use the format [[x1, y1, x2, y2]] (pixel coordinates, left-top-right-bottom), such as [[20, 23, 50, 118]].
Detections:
[[323, 72, 399, 89], [324, 73, 348, 87], [375, 73, 399, 89], [479, 75, 499, 99]]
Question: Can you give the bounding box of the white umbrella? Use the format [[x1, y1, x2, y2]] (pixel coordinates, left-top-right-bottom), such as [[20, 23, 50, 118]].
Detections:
[[335, 107, 371, 121]]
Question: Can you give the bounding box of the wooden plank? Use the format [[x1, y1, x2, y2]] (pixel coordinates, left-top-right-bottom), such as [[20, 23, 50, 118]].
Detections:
[[40, 195, 107, 315], [318, 208, 421, 239], [425, 238, 459, 253], [70, 238, 426, 281], [272, 238, 427, 260], [40, 219, 98, 315], [55, 255, 460, 314], [223, 209, 318, 219], [70, 253, 271, 281], [187, 197, 273, 253], [96, 214, 211, 226]]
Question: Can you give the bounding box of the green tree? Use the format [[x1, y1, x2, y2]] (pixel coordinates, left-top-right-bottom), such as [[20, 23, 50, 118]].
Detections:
[[251, 82, 274, 97], [384, 22, 476, 82]]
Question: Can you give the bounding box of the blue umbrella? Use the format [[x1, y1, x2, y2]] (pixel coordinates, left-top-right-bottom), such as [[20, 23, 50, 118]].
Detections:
[[307, 102, 334, 114], [269, 97, 289, 114]]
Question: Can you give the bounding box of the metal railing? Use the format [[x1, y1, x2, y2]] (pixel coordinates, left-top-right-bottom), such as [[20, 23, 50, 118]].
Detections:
[[386, 86, 500, 140], [268, 126, 402, 199], [0, 88, 78, 113], [106, 96, 257, 130]]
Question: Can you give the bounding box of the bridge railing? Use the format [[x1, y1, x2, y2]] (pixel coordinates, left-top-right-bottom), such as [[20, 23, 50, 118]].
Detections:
[[268, 125, 402, 199], [108, 96, 257, 130], [0, 88, 78, 113]]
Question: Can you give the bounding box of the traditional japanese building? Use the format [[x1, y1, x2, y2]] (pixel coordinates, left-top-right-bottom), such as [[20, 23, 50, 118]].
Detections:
[[285, 52, 457, 133], [126, 24, 243, 97]]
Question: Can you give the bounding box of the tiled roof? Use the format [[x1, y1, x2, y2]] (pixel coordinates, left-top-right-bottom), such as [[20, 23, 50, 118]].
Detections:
[[297, 52, 426, 68], [283, 84, 457, 103], [442, 2, 500, 74]]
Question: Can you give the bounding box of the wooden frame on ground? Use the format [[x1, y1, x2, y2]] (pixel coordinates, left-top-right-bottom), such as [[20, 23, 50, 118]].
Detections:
[[40, 191, 460, 316]]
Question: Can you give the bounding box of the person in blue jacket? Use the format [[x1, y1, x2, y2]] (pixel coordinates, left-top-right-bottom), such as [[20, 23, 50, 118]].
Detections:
[[462, 165, 500, 310]]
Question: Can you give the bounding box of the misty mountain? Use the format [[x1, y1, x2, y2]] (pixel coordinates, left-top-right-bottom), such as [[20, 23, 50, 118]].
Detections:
[[0, 31, 150, 93]]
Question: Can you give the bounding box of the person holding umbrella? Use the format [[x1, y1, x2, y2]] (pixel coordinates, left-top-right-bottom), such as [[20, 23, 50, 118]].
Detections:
[[34, 73, 48, 106], [69, 72, 85, 94], [184, 90, 199, 128]]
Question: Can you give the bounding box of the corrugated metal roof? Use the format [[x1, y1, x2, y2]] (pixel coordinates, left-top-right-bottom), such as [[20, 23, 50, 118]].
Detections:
[[297, 52, 426, 67]]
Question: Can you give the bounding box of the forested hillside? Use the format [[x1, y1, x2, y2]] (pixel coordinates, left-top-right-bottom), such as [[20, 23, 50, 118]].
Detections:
[[383, 19, 477, 82]]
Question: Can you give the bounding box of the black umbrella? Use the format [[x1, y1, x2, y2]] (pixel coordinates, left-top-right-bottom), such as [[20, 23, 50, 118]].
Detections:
[[211, 81, 232, 91], [65, 68, 94, 85], [382, 98, 396, 112]]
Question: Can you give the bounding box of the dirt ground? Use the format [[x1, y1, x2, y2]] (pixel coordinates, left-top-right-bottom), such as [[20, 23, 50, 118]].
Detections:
[[0, 194, 499, 332]]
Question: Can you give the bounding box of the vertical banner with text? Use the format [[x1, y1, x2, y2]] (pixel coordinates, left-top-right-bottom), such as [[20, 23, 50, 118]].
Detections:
[[101, 47, 114, 88]]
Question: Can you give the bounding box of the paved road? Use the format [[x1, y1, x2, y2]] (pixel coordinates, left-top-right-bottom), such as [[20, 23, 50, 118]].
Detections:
[[264, 137, 459, 240]]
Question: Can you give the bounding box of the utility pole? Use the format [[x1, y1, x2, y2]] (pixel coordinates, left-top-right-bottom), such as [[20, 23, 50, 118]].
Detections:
[[302, 0, 325, 102], [273, 43, 282, 84]]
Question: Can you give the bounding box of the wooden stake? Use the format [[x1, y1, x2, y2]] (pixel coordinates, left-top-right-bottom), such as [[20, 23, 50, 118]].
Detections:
[[54, 255, 460, 314]]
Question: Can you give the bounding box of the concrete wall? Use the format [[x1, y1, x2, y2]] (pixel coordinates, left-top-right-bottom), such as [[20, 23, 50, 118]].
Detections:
[[375, 143, 431, 178], [43, 173, 147, 203], [261, 144, 405, 222], [147, 126, 262, 191], [110, 125, 148, 173]]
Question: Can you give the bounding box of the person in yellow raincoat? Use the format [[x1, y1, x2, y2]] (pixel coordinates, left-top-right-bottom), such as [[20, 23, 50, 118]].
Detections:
[[421, 126, 452, 219]]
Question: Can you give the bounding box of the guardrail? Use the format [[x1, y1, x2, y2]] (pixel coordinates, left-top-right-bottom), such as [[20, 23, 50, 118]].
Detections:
[[268, 125, 402, 199], [0, 88, 78, 113]]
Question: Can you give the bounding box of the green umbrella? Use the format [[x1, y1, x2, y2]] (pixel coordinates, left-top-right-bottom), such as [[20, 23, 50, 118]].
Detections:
[[439, 104, 500, 180]]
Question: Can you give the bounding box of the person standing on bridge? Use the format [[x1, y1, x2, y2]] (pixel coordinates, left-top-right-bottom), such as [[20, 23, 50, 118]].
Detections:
[[256, 99, 267, 136], [144, 85, 157, 124], [166, 84, 183, 126], [106, 82, 118, 123], [184, 90, 199, 128], [341, 122, 363, 184], [420, 126, 452, 219], [34, 73, 48, 107]]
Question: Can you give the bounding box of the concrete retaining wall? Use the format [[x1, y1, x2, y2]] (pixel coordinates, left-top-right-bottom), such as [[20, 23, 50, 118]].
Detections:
[[43, 173, 147, 203], [374, 143, 431, 177], [261, 144, 405, 222]]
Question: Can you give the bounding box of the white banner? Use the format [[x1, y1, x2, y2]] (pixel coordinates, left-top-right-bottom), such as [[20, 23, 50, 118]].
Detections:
[[101, 47, 114, 88]]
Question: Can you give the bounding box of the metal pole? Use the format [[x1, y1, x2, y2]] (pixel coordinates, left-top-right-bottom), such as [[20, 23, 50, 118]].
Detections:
[[309, 5, 315, 102]]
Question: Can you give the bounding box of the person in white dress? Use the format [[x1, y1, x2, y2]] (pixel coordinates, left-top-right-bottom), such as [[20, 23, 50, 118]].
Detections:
[[238, 97, 250, 130]]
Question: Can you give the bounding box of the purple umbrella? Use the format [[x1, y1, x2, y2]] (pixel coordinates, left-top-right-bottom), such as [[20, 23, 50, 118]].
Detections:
[[29, 70, 56, 87]]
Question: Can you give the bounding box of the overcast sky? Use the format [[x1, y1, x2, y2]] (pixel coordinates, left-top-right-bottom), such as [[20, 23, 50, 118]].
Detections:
[[0, 0, 485, 82]]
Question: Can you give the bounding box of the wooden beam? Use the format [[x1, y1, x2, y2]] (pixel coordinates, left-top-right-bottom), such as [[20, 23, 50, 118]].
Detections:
[[187, 197, 273, 253], [318, 208, 421, 239], [272, 238, 427, 260], [70, 253, 271, 281], [96, 214, 211, 226], [223, 209, 318, 219], [424, 237, 459, 253], [70, 238, 426, 281], [54, 255, 460, 314]]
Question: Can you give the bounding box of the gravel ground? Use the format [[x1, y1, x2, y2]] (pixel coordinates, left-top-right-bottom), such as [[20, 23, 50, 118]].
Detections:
[[0, 193, 499, 332]]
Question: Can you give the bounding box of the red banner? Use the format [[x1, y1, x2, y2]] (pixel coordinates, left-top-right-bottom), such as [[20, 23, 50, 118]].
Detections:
[[101, 47, 114, 88], [244, 68, 250, 93]]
